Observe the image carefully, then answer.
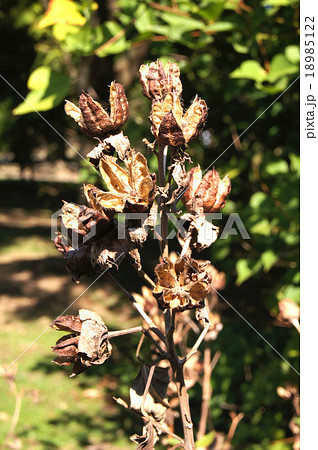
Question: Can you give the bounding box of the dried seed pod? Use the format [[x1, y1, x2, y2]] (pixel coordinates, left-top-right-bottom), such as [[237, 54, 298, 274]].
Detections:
[[182, 166, 231, 214], [65, 82, 129, 138], [153, 257, 211, 312], [91, 153, 156, 213], [177, 213, 219, 253], [139, 60, 182, 100], [150, 92, 207, 148], [54, 233, 96, 282], [51, 309, 112, 377], [91, 232, 131, 270], [60, 201, 113, 242]]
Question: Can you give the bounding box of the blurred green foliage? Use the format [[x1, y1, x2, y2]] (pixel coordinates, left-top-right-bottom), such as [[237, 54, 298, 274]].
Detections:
[[1, 0, 299, 448]]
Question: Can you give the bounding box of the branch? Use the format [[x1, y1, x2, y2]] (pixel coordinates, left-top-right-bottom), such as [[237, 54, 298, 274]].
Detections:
[[105, 272, 167, 345], [184, 326, 210, 363], [108, 326, 143, 339], [223, 411, 245, 450]]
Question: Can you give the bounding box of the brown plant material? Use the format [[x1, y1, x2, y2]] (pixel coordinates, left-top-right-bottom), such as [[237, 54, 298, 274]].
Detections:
[[205, 264, 226, 291], [60, 201, 113, 241], [153, 257, 212, 312], [64, 82, 128, 138], [277, 385, 300, 449], [277, 298, 300, 332], [134, 286, 163, 331], [177, 213, 219, 253], [91, 231, 131, 271], [130, 363, 171, 448], [51, 309, 112, 377], [87, 131, 131, 169], [182, 166, 231, 214], [205, 312, 223, 341], [54, 232, 96, 282], [139, 60, 182, 100], [93, 153, 156, 212], [150, 92, 207, 148]]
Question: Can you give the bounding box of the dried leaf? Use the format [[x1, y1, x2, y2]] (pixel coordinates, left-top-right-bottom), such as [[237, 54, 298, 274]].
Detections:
[[100, 156, 131, 194], [109, 82, 129, 129], [130, 422, 158, 450], [91, 233, 131, 270], [159, 112, 185, 148], [182, 96, 207, 143], [64, 100, 84, 127], [77, 309, 111, 365], [51, 315, 82, 332], [94, 191, 126, 212], [130, 363, 170, 422], [105, 131, 131, 161]]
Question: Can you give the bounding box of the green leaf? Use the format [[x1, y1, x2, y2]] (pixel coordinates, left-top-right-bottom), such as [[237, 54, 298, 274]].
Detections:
[[285, 45, 300, 64], [95, 22, 128, 57], [230, 60, 267, 82], [289, 153, 300, 174], [261, 250, 278, 272], [196, 0, 226, 20], [277, 285, 300, 303], [236, 259, 262, 285], [249, 192, 268, 209], [195, 431, 216, 447], [134, 4, 157, 34], [160, 11, 204, 40], [265, 160, 289, 175], [27, 66, 52, 91], [13, 67, 70, 115], [205, 21, 235, 32], [249, 218, 272, 236], [262, 0, 299, 6], [255, 76, 289, 94], [266, 53, 299, 83]]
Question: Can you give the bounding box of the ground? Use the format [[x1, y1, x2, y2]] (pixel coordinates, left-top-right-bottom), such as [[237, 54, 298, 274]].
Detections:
[[0, 191, 145, 449]]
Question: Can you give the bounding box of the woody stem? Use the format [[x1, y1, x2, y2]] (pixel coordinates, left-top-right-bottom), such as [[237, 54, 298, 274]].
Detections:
[[107, 326, 143, 339], [166, 311, 195, 450], [157, 143, 169, 258], [105, 273, 166, 345]]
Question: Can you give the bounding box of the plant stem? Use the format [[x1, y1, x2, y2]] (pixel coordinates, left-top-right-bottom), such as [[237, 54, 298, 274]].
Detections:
[[157, 143, 169, 258], [108, 326, 143, 339], [175, 362, 195, 449], [105, 272, 166, 345], [166, 311, 195, 449]]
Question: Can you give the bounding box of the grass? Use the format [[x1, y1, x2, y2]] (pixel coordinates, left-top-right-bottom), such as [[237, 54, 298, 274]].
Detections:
[[0, 193, 143, 449]]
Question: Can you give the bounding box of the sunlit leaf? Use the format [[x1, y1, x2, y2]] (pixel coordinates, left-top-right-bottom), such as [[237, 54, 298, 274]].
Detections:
[[195, 431, 216, 447], [266, 53, 299, 83], [285, 45, 300, 64], [230, 60, 267, 82], [205, 21, 235, 32], [13, 67, 70, 115], [236, 259, 262, 285], [261, 250, 278, 272], [37, 0, 86, 28]]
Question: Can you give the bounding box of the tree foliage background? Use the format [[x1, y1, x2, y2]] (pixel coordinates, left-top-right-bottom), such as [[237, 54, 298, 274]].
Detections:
[[1, 0, 299, 448]]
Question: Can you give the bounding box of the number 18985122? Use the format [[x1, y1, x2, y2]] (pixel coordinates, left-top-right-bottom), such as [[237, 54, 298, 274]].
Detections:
[[305, 17, 315, 78]]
